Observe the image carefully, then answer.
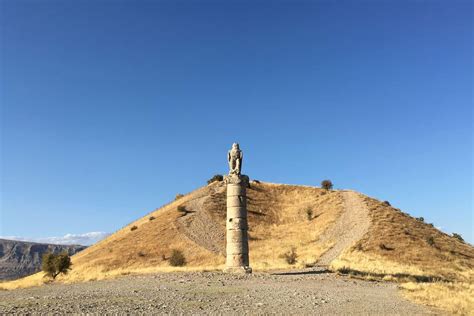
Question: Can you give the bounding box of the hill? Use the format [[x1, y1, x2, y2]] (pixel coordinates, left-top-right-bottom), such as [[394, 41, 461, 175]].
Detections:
[[0, 239, 86, 281], [2, 180, 473, 313]]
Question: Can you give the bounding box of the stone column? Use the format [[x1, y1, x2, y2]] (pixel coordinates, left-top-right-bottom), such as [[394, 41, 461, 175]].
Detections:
[[224, 174, 252, 273]]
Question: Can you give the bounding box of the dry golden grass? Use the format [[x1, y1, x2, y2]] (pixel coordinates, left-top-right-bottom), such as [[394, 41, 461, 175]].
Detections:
[[0, 182, 344, 289], [3, 181, 473, 316], [330, 195, 474, 315], [246, 183, 344, 269], [401, 282, 474, 316], [0, 273, 47, 290]]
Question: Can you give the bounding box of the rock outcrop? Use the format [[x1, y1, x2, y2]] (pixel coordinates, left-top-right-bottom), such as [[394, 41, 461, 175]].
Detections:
[[0, 239, 86, 281]]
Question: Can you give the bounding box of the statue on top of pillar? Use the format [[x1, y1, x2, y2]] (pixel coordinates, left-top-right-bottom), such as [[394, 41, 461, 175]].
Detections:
[[228, 143, 243, 176]]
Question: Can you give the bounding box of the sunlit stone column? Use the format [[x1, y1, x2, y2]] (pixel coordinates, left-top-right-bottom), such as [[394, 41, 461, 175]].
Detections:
[[224, 143, 251, 273]]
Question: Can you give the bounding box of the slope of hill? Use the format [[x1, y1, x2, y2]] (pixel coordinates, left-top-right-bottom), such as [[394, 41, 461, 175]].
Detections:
[[1, 180, 472, 313], [67, 181, 346, 278], [0, 239, 86, 281]]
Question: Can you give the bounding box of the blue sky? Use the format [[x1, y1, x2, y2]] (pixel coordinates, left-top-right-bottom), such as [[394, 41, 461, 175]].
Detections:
[[1, 0, 472, 245]]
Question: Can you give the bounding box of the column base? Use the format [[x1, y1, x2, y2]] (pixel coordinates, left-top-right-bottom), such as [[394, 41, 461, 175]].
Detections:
[[223, 266, 253, 274]]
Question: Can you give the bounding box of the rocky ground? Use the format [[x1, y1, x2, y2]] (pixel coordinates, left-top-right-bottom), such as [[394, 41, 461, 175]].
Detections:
[[0, 268, 439, 315]]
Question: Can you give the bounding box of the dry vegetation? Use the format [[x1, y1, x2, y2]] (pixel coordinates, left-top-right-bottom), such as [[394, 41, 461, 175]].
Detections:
[[1, 182, 344, 289], [330, 196, 474, 314], [2, 181, 473, 316]]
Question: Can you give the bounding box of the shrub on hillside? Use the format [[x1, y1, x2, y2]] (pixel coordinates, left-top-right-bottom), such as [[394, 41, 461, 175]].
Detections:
[[426, 236, 435, 246], [42, 252, 71, 279], [281, 247, 298, 265], [177, 205, 187, 213], [138, 251, 146, 257], [305, 208, 313, 221], [175, 194, 184, 200], [416, 217, 425, 222], [149, 216, 155, 221], [383, 201, 391, 206], [169, 249, 186, 266], [321, 180, 333, 190], [130, 225, 138, 231], [207, 174, 224, 185], [452, 233, 464, 243]]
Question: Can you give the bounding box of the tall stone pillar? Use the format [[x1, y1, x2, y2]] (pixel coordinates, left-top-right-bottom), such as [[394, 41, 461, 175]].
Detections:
[[224, 143, 252, 273]]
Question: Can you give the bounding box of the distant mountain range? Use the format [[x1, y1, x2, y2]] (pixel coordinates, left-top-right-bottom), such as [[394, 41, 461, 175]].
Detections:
[[0, 239, 86, 281]]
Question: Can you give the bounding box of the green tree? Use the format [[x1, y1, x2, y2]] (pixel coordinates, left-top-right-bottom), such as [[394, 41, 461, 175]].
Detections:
[[42, 252, 72, 279], [321, 179, 333, 190]]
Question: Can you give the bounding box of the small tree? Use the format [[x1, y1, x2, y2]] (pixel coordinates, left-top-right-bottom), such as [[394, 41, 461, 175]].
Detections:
[[207, 174, 224, 185], [426, 236, 435, 247], [452, 233, 464, 243], [42, 252, 71, 279], [169, 249, 186, 266], [321, 180, 333, 190], [305, 208, 313, 221]]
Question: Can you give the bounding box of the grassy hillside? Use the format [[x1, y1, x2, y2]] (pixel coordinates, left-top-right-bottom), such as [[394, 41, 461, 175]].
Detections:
[[67, 181, 344, 278], [330, 196, 474, 314], [1, 180, 472, 314]]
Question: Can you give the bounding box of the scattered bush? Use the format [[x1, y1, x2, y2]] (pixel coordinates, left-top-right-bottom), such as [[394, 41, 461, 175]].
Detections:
[[177, 205, 187, 213], [416, 217, 425, 222], [161, 254, 167, 261], [42, 252, 71, 279], [253, 180, 261, 184], [207, 174, 224, 185], [149, 216, 155, 221], [426, 236, 435, 246], [452, 233, 464, 243], [130, 225, 138, 231], [138, 251, 146, 257], [305, 208, 313, 221], [321, 180, 333, 190], [282, 247, 298, 265], [383, 201, 391, 206], [175, 194, 184, 200], [169, 249, 186, 266], [354, 243, 364, 251]]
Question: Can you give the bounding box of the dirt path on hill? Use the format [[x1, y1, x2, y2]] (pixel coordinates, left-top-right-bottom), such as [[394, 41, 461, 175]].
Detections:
[[318, 191, 370, 265], [0, 270, 438, 315], [175, 184, 226, 255]]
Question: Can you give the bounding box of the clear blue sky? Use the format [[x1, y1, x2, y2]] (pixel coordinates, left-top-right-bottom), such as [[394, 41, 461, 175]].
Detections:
[[1, 0, 472, 245]]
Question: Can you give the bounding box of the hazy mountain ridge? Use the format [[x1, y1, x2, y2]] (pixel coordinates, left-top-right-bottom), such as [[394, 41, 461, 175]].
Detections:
[[0, 239, 86, 281]]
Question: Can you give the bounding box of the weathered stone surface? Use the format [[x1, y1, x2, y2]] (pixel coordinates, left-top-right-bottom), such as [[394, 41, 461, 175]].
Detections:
[[226, 184, 246, 196], [226, 206, 247, 218], [224, 143, 251, 273], [227, 195, 247, 208], [224, 174, 249, 186], [226, 217, 248, 230], [226, 229, 248, 243], [225, 254, 250, 267], [226, 242, 249, 255]]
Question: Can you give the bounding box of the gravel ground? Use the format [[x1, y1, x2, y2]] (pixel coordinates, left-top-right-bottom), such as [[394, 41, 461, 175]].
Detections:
[[0, 268, 439, 315]]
